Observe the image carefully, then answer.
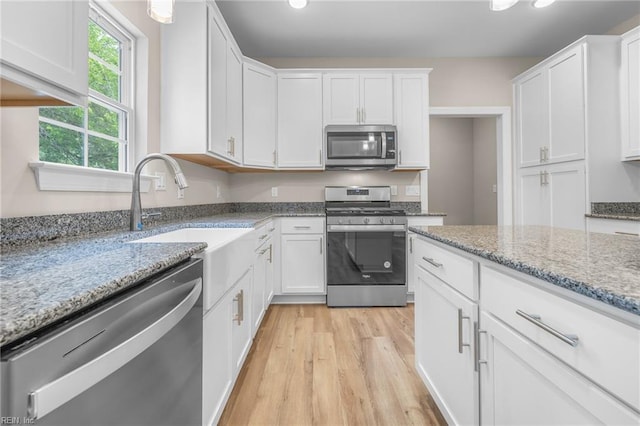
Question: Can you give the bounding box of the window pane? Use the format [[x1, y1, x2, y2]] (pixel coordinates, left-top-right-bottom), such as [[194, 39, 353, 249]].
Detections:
[[88, 135, 119, 171], [89, 102, 121, 138], [39, 122, 84, 166], [40, 106, 84, 128], [89, 58, 120, 100], [89, 20, 120, 68]]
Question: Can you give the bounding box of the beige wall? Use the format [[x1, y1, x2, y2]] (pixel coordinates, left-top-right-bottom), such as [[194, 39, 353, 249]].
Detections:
[[228, 170, 420, 203], [0, 1, 227, 218], [472, 118, 497, 225], [607, 14, 640, 35], [259, 57, 541, 107]]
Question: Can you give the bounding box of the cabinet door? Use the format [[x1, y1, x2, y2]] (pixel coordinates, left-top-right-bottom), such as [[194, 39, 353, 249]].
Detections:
[[226, 44, 244, 164], [251, 247, 267, 337], [548, 162, 586, 231], [621, 28, 640, 160], [517, 167, 550, 226], [516, 71, 547, 167], [323, 74, 360, 125], [359, 74, 393, 124], [277, 73, 323, 168], [231, 270, 252, 376], [548, 45, 586, 163], [479, 312, 639, 426], [281, 234, 325, 293], [407, 234, 416, 294], [243, 62, 276, 168], [0, 0, 88, 105], [394, 74, 429, 169], [415, 267, 479, 426], [203, 296, 232, 426], [208, 13, 228, 158]]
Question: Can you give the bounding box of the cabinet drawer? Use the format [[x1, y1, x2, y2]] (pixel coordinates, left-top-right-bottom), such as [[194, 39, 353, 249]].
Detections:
[[481, 265, 640, 411], [254, 220, 276, 249], [587, 217, 640, 237], [280, 217, 324, 234], [414, 237, 475, 300]]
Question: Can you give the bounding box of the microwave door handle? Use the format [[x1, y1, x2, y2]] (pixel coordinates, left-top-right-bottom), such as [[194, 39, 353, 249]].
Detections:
[[381, 132, 387, 159]]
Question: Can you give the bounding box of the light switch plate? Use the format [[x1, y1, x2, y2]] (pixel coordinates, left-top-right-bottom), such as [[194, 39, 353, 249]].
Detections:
[[271, 187, 278, 197], [390, 185, 398, 196], [405, 185, 420, 196], [177, 188, 184, 199], [155, 172, 166, 191]]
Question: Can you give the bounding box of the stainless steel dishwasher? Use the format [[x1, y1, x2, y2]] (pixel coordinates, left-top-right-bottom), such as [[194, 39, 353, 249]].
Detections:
[[1, 258, 203, 426]]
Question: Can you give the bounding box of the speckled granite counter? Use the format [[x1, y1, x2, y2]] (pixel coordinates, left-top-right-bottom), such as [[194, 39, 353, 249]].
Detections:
[[585, 213, 640, 221], [409, 225, 640, 316], [0, 211, 321, 347], [406, 212, 447, 217], [587, 202, 640, 221]]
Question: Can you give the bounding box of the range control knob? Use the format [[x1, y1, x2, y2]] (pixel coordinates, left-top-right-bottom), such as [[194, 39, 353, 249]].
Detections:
[[363, 217, 370, 224], [390, 218, 396, 224], [348, 219, 352, 224], [338, 219, 343, 225], [379, 218, 385, 224]]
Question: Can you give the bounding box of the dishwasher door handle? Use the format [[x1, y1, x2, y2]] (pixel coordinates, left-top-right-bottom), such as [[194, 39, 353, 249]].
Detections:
[[27, 279, 202, 420]]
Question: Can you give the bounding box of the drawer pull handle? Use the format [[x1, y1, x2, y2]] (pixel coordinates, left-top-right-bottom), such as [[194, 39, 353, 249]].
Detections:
[[259, 234, 268, 240], [516, 310, 579, 347], [294, 226, 311, 229], [458, 309, 471, 354], [614, 231, 639, 237], [422, 257, 443, 268]]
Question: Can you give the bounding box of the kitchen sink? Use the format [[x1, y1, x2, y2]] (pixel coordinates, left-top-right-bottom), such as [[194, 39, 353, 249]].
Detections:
[[132, 227, 254, 312]]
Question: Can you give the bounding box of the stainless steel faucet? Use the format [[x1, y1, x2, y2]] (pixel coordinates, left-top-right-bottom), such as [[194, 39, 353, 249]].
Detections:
[[130, 153, 188, 231]]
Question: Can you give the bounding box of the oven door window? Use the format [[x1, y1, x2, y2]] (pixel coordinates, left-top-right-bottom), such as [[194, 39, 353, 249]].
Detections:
[[327, 132, 382, 159], [327, 230, 406, 285]]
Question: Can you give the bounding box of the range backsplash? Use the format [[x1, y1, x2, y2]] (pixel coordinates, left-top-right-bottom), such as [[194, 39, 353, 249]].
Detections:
[[0, 202, 422, 248]]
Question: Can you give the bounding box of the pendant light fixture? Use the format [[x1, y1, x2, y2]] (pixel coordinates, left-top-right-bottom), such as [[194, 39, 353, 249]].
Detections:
[[289, 0, 308, 9], [533, 0, 557, 8], [148, 0, 175, 24], [490, 0, 518, 11]]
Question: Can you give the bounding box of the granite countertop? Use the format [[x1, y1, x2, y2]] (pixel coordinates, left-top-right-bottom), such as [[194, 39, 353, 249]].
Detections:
[[406, 212, 447, 217], [585, 213, 640, 222], [409, 225, 640, 316], [0, 211, 310, 347]]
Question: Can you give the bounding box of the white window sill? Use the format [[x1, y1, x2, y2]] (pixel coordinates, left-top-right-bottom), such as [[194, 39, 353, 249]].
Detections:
[[30, 161, 156, 193]]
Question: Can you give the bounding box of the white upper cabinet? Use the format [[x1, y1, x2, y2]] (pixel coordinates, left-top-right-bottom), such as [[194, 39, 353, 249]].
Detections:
[[161, 1, 243, 164], [515, 44, 586, 168], [243, 61, 276, 168], [277, 73, 324, 169], [621, 26, 640, 161], [323, 73, 393, 125], [0, 0, 88, 106], [394, 73, 430, 169]]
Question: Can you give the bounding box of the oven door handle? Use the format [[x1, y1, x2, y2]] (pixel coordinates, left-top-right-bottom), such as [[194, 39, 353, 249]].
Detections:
[[327, 224, 406, 232], [381, 132, 387, 159], [27, 279, 202, 420]]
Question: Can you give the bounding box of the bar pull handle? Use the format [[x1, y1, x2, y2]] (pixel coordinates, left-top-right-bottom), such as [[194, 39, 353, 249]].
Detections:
[[260, 248, 269, 255], [474, 321, 488, 372], [320, 237, 323, 254], [422, 256, 443, 268], [458, 309, 471, 354], [614, 231, 639, 236], [268, 243, 273, 263], [516, 309, 579, 347], [27, 279, 202, 419], [363, 108, 366, 123], [259, 234, 268, 240], [294, 225, 312, 229], [234, 290, 244, 325], [409, 236, 413, 253]]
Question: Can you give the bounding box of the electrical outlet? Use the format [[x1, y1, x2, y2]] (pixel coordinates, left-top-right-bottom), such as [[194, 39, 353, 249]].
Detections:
[[492, 184, 497, 193], [390, 185, 398, 196], [155, 172, 166, 191], [271, 187, 278, 197], [405, 185, 420, 196], [216, 185, 222, 199], [177, 188, 184, 199]]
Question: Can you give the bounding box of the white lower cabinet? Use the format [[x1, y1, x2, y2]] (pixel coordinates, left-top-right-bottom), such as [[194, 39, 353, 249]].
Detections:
[[203, 268, 252, 426], [587, 217, 640, 237], [413, 236, 640, 425], [479, 311, 638, 425], [280, 218, 325, 294], [251, 223, 275, 336], [415, 266, 479, 425]]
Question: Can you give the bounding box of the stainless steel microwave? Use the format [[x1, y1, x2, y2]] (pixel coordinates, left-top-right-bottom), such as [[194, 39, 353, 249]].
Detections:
[[325, 125, 397, 170]]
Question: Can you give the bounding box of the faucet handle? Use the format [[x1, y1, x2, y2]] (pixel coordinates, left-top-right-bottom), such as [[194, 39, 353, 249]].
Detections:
[[141, 211, 162, 220]]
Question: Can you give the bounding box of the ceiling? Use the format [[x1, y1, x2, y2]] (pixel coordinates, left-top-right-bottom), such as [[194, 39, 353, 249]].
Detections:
[[215, 0, 639, 58]]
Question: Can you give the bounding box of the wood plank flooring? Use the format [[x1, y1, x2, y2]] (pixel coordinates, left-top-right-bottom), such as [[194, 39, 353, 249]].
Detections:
[[218, 304, 446, 426]]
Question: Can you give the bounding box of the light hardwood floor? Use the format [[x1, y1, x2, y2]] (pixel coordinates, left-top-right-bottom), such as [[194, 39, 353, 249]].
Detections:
[[218, 304, 446, 426]]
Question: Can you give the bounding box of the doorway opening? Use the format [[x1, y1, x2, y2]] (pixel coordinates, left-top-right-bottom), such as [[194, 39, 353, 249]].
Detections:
[[423, 107, 512, 226]]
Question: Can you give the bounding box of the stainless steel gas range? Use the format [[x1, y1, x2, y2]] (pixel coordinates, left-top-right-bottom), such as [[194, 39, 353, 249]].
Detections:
[[325, 186, 407, 307]]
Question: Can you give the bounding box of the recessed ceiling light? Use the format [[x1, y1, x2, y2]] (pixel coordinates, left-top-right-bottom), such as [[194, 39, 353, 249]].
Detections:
[[533, 0, 557, 8], [147, 0, 175, 24], [490, 0, 519, 11], [289, 0, 308, 9]]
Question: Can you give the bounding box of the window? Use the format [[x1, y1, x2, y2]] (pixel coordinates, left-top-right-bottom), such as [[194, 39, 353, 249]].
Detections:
[[38, 4, 133, 172]]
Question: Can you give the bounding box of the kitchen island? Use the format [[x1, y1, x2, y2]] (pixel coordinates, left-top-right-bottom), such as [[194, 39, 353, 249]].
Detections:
[[409, 225, 639, 426]]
